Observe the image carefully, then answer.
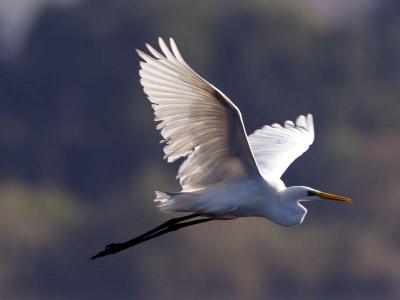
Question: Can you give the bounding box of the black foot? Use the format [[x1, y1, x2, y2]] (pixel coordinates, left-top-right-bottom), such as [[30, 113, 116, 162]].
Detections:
[[90, 242, 125, 260]]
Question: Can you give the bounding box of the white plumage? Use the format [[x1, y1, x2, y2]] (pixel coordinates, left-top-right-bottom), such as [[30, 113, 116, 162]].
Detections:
[[90, 37, 353, 259], [137, 37, 351, 226], [248, 114, 314, 179]]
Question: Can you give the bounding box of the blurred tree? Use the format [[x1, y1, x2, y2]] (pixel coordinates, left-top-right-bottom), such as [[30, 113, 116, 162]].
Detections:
[[0, 0, 400, 299]]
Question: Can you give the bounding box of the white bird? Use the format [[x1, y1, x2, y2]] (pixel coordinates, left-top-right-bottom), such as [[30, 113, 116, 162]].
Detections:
[[91, 37, 351, 259]]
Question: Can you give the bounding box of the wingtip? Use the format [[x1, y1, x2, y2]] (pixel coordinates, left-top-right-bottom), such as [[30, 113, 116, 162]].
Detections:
[[295, 114, 307, 127], [305, 113, 314, 127], [135, 48, 144, 56]]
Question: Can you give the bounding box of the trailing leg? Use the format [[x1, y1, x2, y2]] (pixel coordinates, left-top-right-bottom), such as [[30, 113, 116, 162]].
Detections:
[[91, 214, 211, 260]]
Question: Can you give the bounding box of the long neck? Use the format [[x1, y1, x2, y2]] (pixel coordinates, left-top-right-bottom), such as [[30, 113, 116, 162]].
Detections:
[[271, 187, 308, 226]]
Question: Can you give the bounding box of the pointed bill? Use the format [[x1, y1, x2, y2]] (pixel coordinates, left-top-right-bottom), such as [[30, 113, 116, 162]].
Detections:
[[317, 191, 352, 203]]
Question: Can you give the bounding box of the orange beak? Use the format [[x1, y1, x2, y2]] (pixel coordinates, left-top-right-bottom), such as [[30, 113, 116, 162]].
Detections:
[[316, 191, 352, 203]]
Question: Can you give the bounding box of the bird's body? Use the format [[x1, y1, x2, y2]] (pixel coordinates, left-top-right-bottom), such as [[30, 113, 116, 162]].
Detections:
[[156, 177, 308, 226], [91, 37, 351, 259], [157, 177, 275, 218], [137, 37, 351, 225]]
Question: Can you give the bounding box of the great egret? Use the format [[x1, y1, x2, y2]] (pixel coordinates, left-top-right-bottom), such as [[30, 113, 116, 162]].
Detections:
[[91, 38, 351, 260]]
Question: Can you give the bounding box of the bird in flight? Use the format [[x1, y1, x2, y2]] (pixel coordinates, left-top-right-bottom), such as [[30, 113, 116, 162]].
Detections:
[[91, 37, 352, 260]]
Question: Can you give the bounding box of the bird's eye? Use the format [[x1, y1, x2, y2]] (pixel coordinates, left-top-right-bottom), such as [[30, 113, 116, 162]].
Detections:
[[307, 191, 317, 196]]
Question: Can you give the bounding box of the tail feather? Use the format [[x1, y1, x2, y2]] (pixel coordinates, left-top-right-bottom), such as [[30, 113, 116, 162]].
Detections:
[[154, 191, 195, 213]]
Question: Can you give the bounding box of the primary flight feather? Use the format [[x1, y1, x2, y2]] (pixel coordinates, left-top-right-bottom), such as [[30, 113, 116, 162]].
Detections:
[[91, 37, 351, 259]]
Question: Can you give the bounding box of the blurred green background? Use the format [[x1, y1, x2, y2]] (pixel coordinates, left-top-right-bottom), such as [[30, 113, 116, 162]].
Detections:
[[0, 0, 399, 299]]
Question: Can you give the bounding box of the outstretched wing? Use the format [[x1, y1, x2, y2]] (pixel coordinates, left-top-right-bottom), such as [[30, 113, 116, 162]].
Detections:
[[137, 38, 260, 191], [248, 114, 314, 179]]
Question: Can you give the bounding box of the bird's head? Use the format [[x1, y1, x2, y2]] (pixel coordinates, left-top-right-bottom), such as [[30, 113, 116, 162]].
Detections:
[[276, 186, 352, 226], [281, 186, 352, 204]]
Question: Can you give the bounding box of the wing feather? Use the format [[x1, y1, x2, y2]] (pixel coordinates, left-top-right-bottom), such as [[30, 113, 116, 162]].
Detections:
[[248, 114, 315, 179], [137, 38, 260, 191]]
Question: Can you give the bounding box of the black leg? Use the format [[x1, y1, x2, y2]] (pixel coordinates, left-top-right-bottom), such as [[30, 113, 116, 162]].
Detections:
[[91, 214, 212, 260], [116, 213, 201, 243]]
